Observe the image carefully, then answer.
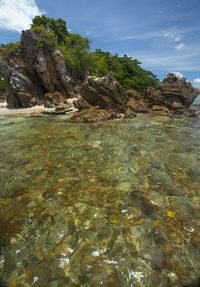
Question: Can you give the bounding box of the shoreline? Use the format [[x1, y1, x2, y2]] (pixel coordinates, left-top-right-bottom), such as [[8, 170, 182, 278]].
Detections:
[[0, 101, 200, 121], [0, 102, 75, 117]]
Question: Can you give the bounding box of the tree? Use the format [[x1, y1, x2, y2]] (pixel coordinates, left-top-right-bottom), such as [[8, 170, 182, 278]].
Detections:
[[0, 66, 7, 96], [31, 16, 91, 82], [31, 15, 69, 45], [89, 50, 159, 92]]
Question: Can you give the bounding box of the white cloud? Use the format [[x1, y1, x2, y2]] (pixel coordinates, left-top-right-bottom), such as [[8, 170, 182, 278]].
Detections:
[[175, 42, 185, 50], [128, 50, 200, 72], [163, 26, 185, 44], [174, 35, 182, 42], [193, 79, 200, 84], [193, 78, 200, 88], [0, 0, 43, 32]]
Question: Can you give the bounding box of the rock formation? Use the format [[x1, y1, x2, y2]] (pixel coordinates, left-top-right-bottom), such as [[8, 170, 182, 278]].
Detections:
[[0, 30, 75, 108], [77, 73, 130, 112], [142, 72, 200, 113], [1, 28, 199, 117], [68, 106, 121, 122]]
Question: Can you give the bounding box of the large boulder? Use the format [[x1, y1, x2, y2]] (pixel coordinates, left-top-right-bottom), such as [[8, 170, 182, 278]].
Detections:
[[143, 72, 200, 112], [0, 30, 75, 108], [68, 106, 122, 122], [126, 90, 148, 113], [77, 73, 130, 112]]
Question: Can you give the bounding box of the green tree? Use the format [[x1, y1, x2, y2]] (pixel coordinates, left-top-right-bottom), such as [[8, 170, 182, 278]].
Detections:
[[31, 16, 91, 82], [90, 50, 159, 92], [0, 66, 7, 96], [31, 15, 69, 45]]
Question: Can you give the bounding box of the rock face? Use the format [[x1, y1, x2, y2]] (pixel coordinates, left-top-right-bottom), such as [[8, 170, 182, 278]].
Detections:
[[126, 90, 148, 113], [142, 72, 200, 113], [1, 30, 75, 108], [77, 73, 130, 112]]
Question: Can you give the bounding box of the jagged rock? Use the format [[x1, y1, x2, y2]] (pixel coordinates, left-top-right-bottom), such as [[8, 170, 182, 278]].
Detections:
[[0, 30, 75, 108], [2, 29, 199, 118], [78, 73, 130, 112], [73, 96, 92, 111], [0, 94, 6, 103], [17, 92, 35, 107], [6, 93, 20, 108], [150, 105, 170, 115], [127, 98, 148, 113], [143, 72, 200, 113], [124, 108, 137, 118], [126, 90, 148, 113], [44, 92, 72, 108], [68, 106, 121, 122]]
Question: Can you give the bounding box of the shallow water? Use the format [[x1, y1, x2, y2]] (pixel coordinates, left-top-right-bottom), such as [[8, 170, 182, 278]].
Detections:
[[0, 112, 200, 286]]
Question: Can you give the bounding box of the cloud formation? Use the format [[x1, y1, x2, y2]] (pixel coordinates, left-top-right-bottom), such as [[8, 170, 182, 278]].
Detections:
[[175, 42, 185, 50], [193, 78, 200, 88], [0, 0, 43, 32], [174, 35, 182, 42]]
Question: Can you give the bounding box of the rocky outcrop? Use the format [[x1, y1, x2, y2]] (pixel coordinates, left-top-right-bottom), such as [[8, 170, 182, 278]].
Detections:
[[150, 105, 170, 115], [126, 90, 148, 113], [124, 108, 137, 118], [142, 72, 200, 113], [0, 30, 75, 108], [1, 28, 199, 118], [0, 29, 132, 113], [68, 106, 121, 122], [77, 73, 130, 112]]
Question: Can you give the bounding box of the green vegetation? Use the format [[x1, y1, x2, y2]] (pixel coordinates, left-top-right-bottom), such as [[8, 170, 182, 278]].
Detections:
[[31, 15, 92, 81], [0, 42, 20, 57], [31, 15, 69, 45], [0, 15, 159, 94], [0, 67, 7, 96], [89, 50, 159, 92], [31, 15, 159, 88], [0, 42, 20, 96], [31, 25, 57, 48]]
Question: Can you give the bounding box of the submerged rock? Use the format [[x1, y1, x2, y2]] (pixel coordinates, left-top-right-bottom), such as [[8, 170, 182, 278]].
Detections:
[[68, 106, 121, 122]]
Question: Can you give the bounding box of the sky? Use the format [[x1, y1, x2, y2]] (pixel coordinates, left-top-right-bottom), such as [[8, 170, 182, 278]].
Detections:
[[0, 0, 200, 87]]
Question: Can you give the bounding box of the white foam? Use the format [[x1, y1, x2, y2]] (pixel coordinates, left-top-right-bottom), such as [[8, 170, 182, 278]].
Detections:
[[0, 104, 55, 116], [0, 101, 7, 108]]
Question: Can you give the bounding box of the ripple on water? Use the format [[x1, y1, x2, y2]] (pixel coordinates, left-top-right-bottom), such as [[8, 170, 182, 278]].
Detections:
[[0, 114, 200, 286]]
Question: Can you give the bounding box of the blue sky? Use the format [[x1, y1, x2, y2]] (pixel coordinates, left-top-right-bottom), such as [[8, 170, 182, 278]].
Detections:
[[0, 0, 200, 87]]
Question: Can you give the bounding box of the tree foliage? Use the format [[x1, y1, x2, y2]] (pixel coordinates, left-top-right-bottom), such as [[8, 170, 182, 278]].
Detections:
[[31, 15, 91, 81], [0, 66, 7, 96], [31, 15, 69, 45], [0, 15, 159, 93], [89, 50, 159, 92]]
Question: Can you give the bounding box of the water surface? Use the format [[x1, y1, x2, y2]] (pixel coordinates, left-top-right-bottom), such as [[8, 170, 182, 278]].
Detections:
[[0, 113, 200, 286]]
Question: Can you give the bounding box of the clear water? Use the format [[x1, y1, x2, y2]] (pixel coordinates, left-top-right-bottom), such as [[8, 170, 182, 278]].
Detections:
[[0, 112, 200, 286]]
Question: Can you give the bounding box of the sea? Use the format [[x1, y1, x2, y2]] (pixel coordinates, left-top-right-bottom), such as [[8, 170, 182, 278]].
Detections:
[[0, 101, 200, 286]]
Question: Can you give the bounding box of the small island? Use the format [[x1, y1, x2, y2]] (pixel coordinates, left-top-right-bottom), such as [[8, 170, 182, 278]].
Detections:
[[0, 15, 199, 121]]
